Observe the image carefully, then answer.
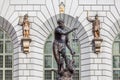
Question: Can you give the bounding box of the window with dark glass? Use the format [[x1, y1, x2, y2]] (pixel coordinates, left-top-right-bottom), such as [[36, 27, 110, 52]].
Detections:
[[0, 29, 13, 80], [113, 34, 120, 80]]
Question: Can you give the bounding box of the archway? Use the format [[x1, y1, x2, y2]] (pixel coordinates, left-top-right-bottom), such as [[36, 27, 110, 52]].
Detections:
[[0, 16, 19, 80], [42, 14, 90, 80]]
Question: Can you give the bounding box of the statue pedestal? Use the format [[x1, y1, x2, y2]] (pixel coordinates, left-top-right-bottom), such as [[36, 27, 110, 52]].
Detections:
[[57, 69, 74, 80], [92, 39, 103, 53], [21, 37, 31, 53]]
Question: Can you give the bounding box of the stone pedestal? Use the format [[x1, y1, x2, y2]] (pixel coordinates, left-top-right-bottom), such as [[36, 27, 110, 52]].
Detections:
[[58, 69, 73, 80], [92, 39, 103, 53], [52, 58, 75, 80], [21, 38, 31, 53]]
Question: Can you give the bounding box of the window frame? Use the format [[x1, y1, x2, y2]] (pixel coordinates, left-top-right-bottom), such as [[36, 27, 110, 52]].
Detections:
[[0, 29, 13, 80], [113, 34, 120, 80]]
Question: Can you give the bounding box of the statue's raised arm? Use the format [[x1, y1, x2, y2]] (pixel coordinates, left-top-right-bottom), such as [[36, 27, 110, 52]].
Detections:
[[86, 11, 94, 22], [86, 12, 100, 39]]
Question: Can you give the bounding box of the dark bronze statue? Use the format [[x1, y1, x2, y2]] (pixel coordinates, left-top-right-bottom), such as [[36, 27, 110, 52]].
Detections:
[[87, 12, 100, 39], [53, 19, 77, 80]]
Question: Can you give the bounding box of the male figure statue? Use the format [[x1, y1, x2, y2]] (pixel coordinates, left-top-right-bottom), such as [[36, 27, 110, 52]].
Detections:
[[87, 13, 100, 39], [19, 14, 30, 38], [53, 19, 77, 75]]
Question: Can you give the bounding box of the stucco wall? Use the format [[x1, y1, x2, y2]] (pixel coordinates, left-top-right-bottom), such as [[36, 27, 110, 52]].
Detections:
[[0, 0, 120, 80]]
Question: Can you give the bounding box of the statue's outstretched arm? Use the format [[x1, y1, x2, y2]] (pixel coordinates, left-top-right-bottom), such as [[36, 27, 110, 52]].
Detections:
[[55, 28, 77, 35]]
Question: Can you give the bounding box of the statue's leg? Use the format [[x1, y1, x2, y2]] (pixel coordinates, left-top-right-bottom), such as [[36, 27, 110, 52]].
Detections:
[[53, 43, 61, 73], [95, 31, 98, 39], [26, 31, 29, 38], [24, 30, 26, 37], [59, 58, 64, 74], [61, 48, 68, 68], [28, 30, 30, 37], [25, 32, 27, 37], [98, 31, 100, 37]]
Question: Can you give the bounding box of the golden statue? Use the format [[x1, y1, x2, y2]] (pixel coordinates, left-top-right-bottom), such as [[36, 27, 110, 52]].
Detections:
[[22, 14, 30, 38], [87, 11, 100, 39], [18, 14, 31, 53], [59, 2, 65, 13]]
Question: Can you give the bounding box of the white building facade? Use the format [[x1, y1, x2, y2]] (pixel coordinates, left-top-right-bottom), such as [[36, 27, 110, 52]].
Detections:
[[0, 0, 120, 80]]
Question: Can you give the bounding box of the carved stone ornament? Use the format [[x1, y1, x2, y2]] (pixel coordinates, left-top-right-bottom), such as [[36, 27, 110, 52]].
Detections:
[[92, 39, 103, 53], [21, 38, 31, 53], [18, 14, 32, 53]]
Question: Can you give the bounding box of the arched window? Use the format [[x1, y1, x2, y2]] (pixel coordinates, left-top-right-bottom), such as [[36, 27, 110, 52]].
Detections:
[[44, 33, 80, 80], [0, 29, 13, 80], [113, 34, 120, 80]]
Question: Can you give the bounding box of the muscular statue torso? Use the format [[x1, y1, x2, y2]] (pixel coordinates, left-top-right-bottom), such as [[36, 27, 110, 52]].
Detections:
[[55, 26, 68, 43]]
